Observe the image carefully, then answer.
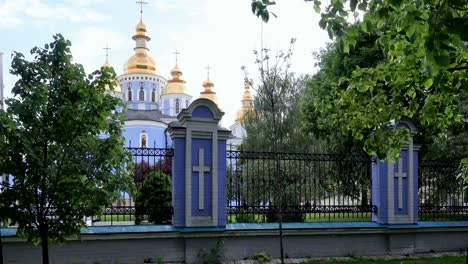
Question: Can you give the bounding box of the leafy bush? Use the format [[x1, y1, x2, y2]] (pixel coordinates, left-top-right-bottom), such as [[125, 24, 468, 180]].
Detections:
[[266, 204, 305, 223], [253, 252, 272, 263], [235, 208, 257, 223], [197, 240, 223, 264], [135, 171, 172, 224]]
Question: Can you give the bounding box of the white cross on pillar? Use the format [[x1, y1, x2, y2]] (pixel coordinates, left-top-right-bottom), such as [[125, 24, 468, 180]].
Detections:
[[395, 158, 407, 209], [193, 148, 210, 210]]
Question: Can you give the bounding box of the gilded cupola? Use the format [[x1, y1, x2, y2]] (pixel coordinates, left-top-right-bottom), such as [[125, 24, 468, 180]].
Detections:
[[162, 65, 189, 95], [123, 18, 158, 75], [199, 78, 219, 106], [235, 81, 254, 122]]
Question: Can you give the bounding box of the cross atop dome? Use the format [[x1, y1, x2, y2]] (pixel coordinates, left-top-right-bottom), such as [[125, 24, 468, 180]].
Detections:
[[136, 0, 148, 20], [173, 49, 181, 66], [103, 44, 111, 65], [205, 64, 212, 80]]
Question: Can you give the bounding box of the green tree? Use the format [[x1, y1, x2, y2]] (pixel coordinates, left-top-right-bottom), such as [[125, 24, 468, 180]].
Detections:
[[251, 0, 468, 179], [134, 171, 172, 224], [0, 34, 133, 264]]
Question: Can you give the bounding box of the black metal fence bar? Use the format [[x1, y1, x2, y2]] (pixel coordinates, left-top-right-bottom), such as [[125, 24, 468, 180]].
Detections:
[[96, 147, 174, 226], [226, 150, 374, 223], [419, 159, 468, 221]]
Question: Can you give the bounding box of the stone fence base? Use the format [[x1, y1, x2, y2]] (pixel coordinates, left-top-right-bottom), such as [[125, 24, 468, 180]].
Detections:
[[3, 222, 468, 263]]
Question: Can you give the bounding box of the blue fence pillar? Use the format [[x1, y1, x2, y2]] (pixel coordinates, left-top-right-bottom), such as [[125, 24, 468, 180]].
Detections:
[[372, 120, 420, 224], [167, 99, 231, 228]]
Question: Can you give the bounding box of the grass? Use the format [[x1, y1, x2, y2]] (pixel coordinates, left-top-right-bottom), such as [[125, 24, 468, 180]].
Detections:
[[302, 256, 466, 264], [228, 212, 372, 223], [94, 214, 135, 222], [419, 213, 468, 221]]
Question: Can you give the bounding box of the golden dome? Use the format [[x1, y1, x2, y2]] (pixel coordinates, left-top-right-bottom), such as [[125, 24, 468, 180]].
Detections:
[[101, 63, 122, 93], [199, 79, 219, 105], [162, 65, 189, 95], [123, 51, 158, 74], [134, 20, 148, 39], [234, 81, 254, 122], [123, 19, 158, 75]]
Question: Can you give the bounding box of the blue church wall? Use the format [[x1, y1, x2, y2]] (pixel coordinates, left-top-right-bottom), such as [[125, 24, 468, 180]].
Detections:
[[163, 99, 170, 115], [123, 124, 168, 148], [119, 77, 165, 111]]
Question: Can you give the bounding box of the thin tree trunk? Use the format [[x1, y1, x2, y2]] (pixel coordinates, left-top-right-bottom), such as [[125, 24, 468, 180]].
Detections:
[[0, 227, 4, 264], [40, 227, 49, 264]]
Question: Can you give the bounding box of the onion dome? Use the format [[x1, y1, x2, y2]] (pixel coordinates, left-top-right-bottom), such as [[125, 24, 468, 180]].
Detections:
[[123, 18, 158, 75], [162, 65, 189, 95], [199, 78, 219, 105], [235, 81, 254, 122], [101, 63, 122, 93]]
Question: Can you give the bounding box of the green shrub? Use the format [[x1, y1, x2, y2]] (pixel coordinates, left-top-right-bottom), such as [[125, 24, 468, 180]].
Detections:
[[266, 204, 305, 223], [253, 252, 272, 263], [236, 208, 257, 223], [135, 171, 172, 224], [197, 240, 223, 264]]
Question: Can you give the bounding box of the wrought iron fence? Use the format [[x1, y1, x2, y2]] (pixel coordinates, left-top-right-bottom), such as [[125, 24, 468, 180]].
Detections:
[[226, 150, 375, 223], [95, 147, 174, 226], [419, 160, 468, 221]]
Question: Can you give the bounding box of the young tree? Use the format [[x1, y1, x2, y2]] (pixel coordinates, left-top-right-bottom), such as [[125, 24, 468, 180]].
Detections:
[[241, 40, 308, 264], [0, 34, 133, 264]]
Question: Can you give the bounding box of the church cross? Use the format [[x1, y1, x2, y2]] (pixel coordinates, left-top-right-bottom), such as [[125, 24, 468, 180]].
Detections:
[[193, 148, 210, 210], [103, 45, 111, 64], [173, 49, 181, 65], [395, 158, 407, 209], [136, 0, 148, 18], [205, 64, 212, 80]]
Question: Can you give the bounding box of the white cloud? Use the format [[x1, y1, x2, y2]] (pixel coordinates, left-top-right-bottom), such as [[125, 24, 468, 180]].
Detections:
[[70, 27, 128, 74], [0, 0, 110, 29], [151, 0, 330, 126]]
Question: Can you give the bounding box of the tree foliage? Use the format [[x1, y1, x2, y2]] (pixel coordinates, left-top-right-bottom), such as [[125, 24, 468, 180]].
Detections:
[[251, 0, 468, 180], [241, 41, 316, 152], [134, 171, 172, 225], [0, 34, 132, 264]]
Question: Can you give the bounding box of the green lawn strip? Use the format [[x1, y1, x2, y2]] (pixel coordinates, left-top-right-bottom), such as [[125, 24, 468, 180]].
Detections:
[[95, 214, 135, 222], [302, 256, 465, 264], [419, 213, 468, 221], [228, 213, 371, 223]]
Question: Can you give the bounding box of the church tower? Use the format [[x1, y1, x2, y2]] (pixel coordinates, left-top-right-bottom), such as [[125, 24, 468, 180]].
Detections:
[[198, 66, 219, 106], [228, 80, 254, 148], [161, 53, 193, 116], [118, 3, 170, 148], [101, 46, 122, 100], [117, 9, 166, 111]]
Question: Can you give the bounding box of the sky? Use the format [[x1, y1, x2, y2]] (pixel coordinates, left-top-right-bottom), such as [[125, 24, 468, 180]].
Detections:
[[0, 0, 330, 126]]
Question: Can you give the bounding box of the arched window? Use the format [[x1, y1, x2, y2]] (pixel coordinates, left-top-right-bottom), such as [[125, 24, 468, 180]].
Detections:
[[175, 99, 180, 114], [185, 100, 189, 108], [140, 131, 148, 148], [139, 87, 144, 101], [151, 88, 156, 102], [127, 85, 133, 101]]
